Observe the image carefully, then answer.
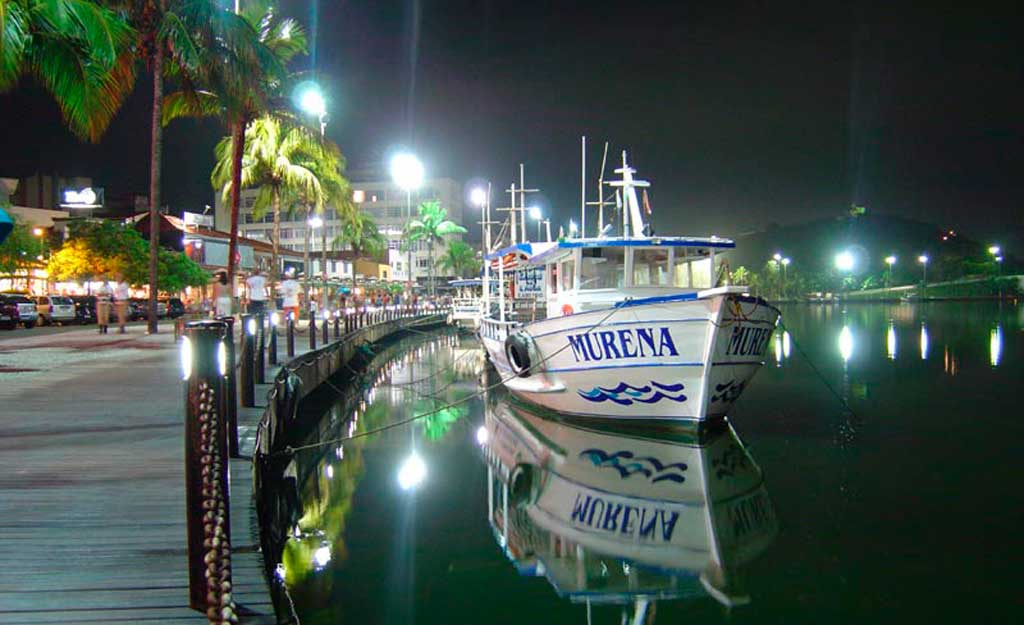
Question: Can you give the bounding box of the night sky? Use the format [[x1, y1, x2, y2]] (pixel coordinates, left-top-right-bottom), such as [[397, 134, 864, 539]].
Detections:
[[1, 0, 1020, 245]]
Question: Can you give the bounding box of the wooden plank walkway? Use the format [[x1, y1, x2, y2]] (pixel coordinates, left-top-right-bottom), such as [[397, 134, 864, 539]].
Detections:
[[0, 321, 321, 624]]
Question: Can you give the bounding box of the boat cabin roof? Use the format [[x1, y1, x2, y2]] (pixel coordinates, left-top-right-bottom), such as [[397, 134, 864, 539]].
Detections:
[[484, 236, 735, 265], [448, 278, 483, 287]]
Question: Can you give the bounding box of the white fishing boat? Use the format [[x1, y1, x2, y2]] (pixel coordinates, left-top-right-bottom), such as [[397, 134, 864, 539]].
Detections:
[[478, 394, 777, 611], [446, 278, 485, 329], [480, 151, 780, 423]]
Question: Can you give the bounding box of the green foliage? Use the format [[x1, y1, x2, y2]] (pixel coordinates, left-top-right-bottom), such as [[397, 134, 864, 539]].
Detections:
[[0, 0, 135, 141], [849, 204, 866, 217], [333, 211, 385, 260], [0, 217, 44, 275], [436, 240, 480, 278], [47, 220, 206, 291], [407, 200, 467, 294]]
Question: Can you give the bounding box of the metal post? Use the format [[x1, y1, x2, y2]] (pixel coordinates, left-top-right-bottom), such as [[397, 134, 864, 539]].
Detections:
[[255, 313, 266, 385], [239, 314, 256, 408], [333, 314, 340, 339], [322, 311, 329, 344], [286, 313, 295, 358], [182, 320, 233, 615], [217, 316, 239, 458], [268, 313, 278, 365], [309, 314, 317, 350]]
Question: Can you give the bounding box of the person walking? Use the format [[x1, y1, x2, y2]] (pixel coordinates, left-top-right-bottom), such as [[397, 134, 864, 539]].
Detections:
[[113, 278, 130, 334], [214, 272, 232, 317], [245, 268, 268, 316], [95, 281, 112, 334], [280, 270, 301, 326]]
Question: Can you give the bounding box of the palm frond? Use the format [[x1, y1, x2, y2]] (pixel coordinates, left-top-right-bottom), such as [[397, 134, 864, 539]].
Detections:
[[162, 89, 221, 126], [0, 0, 30, 91]]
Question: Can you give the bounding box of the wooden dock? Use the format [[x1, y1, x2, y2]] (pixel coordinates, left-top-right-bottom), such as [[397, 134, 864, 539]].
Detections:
[[0, 323, 317, 624]]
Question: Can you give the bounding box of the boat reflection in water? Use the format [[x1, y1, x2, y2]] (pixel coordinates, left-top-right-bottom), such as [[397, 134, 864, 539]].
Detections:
[[478, 394, 777, 619]]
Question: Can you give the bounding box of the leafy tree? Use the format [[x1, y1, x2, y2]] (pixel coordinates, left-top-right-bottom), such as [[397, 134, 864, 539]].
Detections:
[[164, 0, 303, 287], [0, 218, 44, 286], [212, 115, 332, 291], [0, 0, 134, 141], [406, 201, 467, 296], [436, 240, 480, 278]]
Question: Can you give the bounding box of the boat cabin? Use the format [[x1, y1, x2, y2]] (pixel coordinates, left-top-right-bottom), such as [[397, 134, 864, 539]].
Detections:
[[522, 236, 734, 318]]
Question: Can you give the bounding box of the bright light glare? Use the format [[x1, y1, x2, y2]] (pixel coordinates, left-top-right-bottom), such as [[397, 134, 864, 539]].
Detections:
[[781, 257, 791, 266], [246, 318, 257, 335], [782, 330, 791, 359], [307, 215, 323, 228], [470, 187, 487, 207], [325, 465, 334, 479], [217, 340, 227, 377], [838, 326, 853, 362], [887, 323, 897, 361], [920, 324, 929, 360], [835, 251, 855, 272], [773, 252, 782, 261], [299, 87, 326, 117], [180, 336, 192, 380], [990, 326, 1002, 367], [885, 255, 897, 265], [774, 332, 782, 365], [390, 153, 424, 191], [476, 426, 489, 445], [313, 545, 331, 568], [918, 255, 929, 264], [988, 245, 1000, 256], [397, 452, 427, 490], [529, 206, 542, 220], [271, 312, 280, 326]]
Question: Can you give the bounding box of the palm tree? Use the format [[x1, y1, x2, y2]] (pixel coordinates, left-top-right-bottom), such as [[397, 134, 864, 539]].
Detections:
[[212, 115, 329, 294], [163, 0, 304, 289], [333, 211, 385, 291], [406, 200, 467, 297], [437, 240, 480, 279], [0, 0, 134, 141]]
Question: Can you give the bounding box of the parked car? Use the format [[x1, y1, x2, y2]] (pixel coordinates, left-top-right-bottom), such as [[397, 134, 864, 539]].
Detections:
[[0, 295, 20, 330], [0, 293, 38, 327], [70, 295, 97, 325], [164, 297, 186, 318], [36, 295, 77, 325], [127, 299, 167, 320]]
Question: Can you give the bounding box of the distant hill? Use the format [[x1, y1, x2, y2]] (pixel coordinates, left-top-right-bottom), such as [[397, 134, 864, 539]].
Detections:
[[720, 213, 1005, 285]]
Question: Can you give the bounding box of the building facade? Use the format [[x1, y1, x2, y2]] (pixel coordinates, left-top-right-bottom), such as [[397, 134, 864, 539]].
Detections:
[[214, 173, 469, 284]]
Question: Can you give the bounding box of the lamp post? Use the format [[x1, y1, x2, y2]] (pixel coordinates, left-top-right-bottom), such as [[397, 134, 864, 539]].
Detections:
[[781, 257, 790, 299], [390, 153, 424, 298], [918, 255, 929, 296], [989, 246, 1002, 298], [308, 215, 323, 313], [885, 255, 897, 289], [835, 251, 854, 298], [471, 186, 491, 312], [298, 83, 328, 316]]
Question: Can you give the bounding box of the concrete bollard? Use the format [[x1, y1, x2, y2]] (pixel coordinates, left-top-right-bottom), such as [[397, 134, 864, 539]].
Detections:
[[182, 320, 233, 614], [239, 314, 256, 408], [268, 312, 279, 365], [322, 311, 329, 344], [286, 313, 295, 358], [217, 316, 239, 458], [333, 314, 341, 340]]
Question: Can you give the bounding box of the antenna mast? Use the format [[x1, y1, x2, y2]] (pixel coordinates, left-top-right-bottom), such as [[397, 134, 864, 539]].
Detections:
[[585, 142, 614, 236]]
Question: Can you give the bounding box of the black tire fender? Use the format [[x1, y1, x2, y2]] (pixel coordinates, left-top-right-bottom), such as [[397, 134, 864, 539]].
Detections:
[[504, 332, 534, 377]]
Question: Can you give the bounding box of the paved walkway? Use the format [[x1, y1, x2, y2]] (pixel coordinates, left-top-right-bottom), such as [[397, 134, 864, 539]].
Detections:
[[0, 322, 309, 624]]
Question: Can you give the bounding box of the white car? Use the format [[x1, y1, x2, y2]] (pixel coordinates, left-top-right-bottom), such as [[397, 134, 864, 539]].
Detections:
[[36, 295, 77, 325]]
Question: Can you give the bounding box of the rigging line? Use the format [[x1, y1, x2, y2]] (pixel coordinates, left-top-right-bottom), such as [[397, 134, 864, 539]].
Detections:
[[778, 320, 859, 420], [275, 303, 625, 456]]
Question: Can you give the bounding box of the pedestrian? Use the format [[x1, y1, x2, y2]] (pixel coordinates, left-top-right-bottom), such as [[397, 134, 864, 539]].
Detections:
[[280, 269, 301, 325], [95, 280, 112, 334], [113, 277, 130, 334], [214, 272, 232, 317], [246, 268, 268, 316]]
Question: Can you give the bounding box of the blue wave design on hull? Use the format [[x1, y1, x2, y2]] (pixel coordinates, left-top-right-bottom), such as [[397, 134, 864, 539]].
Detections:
[[577, 381, 687, 405], [579, 449, 688, 484]]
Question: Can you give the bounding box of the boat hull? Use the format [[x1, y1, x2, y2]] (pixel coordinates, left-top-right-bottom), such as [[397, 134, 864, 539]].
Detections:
[[480, 293, 779, 421]]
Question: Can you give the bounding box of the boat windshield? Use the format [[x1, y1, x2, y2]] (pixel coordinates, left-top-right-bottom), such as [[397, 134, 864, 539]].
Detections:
[[633, 248, 671, 286], [673, 253, 714, 288], [579, 247, 625, 289]]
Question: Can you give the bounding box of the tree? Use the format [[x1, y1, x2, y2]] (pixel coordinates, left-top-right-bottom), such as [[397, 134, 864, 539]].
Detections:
[[212, 115, 331, 293], [406, 201, 467, 297], [0, 218, 44, 288], [436, 240, 480, 278], [0, 0, 134, 141], [164, 0, 303, 289], [333, 211, 385, 291]]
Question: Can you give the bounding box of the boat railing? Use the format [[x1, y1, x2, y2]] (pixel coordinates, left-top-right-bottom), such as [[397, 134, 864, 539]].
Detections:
[[481, 317, 518, 341]]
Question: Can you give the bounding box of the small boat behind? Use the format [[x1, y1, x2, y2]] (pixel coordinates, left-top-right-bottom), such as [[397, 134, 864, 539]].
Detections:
[[446, 278, 485, 329]]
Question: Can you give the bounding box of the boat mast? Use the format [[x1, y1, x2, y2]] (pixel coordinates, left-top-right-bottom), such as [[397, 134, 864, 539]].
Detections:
[[585, 142, 613, 236], [608, 150, 649, 239], [580, 136, 586, 238]]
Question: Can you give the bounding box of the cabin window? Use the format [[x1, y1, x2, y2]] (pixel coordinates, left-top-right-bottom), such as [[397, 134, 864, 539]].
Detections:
[[673, 252, 713, 289], [560, 260, 575, 291], [632, 248, 670, 286], [580, 247, 625, 289]]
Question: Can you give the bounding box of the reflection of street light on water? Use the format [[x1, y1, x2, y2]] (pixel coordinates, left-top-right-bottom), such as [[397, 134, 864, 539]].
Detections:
[[887, 322, 897, 361], [397, 452, 427, 491], [838, 326, 853, 362], [919, 323, 929, 360], [990, 326, 1002, 367]]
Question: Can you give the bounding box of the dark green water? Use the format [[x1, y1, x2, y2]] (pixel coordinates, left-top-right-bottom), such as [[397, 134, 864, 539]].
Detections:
[[263, 302, 1023, 624]]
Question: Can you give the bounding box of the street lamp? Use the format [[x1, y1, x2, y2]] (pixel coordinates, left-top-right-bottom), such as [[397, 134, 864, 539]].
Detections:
[[988, 245, 1000, 256], [298, 84, 327, 138], [780, 257, 790, 299], [835, 251, 855, 272], [918, 254, 929, 288], [885, 255, 896, 288], [307, 215, 323, 310], [773, 252, 782, 262], [529, 206, 543, 241], [390, 152, 424, 294]]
